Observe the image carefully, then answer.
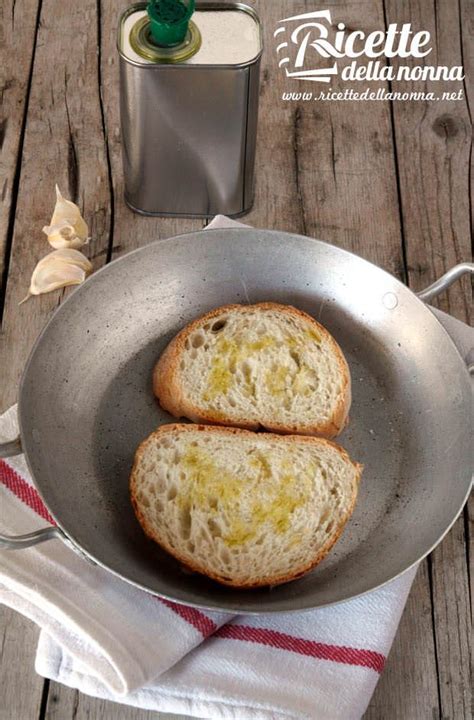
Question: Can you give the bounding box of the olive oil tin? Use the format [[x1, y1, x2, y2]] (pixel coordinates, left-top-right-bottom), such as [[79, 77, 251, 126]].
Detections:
[[118, 2, 263, 217]]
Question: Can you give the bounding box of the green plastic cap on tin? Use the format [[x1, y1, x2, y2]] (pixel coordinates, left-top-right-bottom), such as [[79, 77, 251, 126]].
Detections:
[[147, 0, 195, 47]]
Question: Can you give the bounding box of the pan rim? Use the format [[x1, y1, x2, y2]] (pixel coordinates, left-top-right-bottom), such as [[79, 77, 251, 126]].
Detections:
[[17, 227, 473, 613]]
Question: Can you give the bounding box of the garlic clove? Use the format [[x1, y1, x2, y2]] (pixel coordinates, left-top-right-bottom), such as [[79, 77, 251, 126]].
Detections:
[[20, 249, 93, 304], [43, 222, 87, 250], [42, 185, 89, 249], [46, 247, 93, 272]]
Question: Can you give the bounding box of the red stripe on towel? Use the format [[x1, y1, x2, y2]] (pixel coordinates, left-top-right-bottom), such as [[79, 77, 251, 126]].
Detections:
[[0, 458, 385, 673], [160, 598, 217, 636], [0, 459, 55, 525], [216, 624, 385, 673], [0, 459, 217, 638]]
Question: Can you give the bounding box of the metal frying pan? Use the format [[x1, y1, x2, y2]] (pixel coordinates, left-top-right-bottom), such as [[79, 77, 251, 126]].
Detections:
[[1, 229, 472, 613]]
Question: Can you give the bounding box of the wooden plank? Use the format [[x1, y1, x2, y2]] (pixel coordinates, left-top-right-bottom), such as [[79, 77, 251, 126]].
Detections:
[[0, 0, 116, 718], [0, 0, 113, 413], [0, 0, 41, 304], [430, 518, 471, 718], [384, 0, 471, 319], [383, 1, 472, 718], [0, 0, 115, 713], [467, 496, 473, 619], [0, 608, 45, 720], [459, 0, 473, 659], [0, 1, 59, 717], [247, 0, 405, 277]]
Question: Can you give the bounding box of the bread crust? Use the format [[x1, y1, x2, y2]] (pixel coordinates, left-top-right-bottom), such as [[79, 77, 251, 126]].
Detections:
[[153, 302, 351, 439], [130, 423, 362, 589]]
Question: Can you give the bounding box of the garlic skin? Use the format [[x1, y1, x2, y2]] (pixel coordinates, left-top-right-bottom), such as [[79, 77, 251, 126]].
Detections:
[[20, 249, 93, 304], [42, 185, 89, 249]]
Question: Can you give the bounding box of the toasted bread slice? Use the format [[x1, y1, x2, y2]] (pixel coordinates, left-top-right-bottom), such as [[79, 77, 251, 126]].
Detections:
[[154, 303, 351, 438], [130, 424, 362, 588]]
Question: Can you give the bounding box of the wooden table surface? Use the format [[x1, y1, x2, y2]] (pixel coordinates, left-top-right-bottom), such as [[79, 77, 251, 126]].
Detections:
[[0, 1, 471, 718]]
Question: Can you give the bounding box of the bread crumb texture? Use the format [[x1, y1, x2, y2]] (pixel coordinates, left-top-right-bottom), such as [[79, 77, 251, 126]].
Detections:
[[154, 304, 351, 437], [185, 310, 338, 422], [131, 426, 360, 587]]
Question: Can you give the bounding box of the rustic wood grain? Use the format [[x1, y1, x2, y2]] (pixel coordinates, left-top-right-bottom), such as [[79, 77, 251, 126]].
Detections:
[[468, 495, 473, 621], [383, 1, 472, 718], [0, 0, 41, 308], [459, 0, 473, 661], [0, 0, 113, 711], [0, 0, 113, 412], [430, 520, 472, 718], [0, 608, 45, 720], [0, 4, 48, 715], [384, 0, 471, 319], [247, 0, 406, 279]]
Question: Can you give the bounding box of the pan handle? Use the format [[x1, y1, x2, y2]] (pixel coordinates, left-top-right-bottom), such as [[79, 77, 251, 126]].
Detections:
[[416, 262, 474, 303], [0, 435, 62, 549], [0, 527, 61, 549]]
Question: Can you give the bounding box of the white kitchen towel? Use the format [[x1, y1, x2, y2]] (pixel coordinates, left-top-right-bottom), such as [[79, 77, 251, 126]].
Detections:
[[0, 434, 415, 720], [2, 214, 469, 719]]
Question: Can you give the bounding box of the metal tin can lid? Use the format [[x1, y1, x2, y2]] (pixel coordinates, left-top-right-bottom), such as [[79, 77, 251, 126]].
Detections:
[[129, 14, 201, 63]]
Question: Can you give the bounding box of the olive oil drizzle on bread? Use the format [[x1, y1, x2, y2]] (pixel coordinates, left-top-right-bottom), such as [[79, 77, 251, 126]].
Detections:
[[154, 303, 351, 438]]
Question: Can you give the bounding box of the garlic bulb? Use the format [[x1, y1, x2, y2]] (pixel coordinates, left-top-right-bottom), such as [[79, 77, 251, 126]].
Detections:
[[42, 185, 89, 249], [20, 249, 93, 304]]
